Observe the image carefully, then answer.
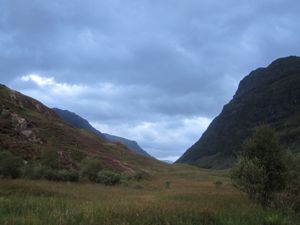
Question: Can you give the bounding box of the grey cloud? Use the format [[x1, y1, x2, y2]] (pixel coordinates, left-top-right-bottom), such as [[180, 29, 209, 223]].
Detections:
[[1, 0, 300, 159]]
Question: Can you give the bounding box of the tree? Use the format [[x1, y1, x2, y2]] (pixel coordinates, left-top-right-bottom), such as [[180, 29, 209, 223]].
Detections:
[[231, 125, 286, 207]]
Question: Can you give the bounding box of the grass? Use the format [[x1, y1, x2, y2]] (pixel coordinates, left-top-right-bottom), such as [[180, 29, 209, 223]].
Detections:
[[0, 164, 299, 225]]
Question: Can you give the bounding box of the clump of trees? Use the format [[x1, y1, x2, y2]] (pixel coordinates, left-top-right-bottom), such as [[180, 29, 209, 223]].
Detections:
[[231, 125, 300, 212]]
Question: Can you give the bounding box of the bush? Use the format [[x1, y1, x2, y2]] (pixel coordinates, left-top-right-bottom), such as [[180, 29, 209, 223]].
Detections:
[[56, 169, 79, 182], [132, 184, 144, 190], [23, 164, 79, 182], [231, 126, 286, 207], [40, 150, 60, 169], [96, 170, 121, 185], [23, 164, 45, 180], [0, 151, 23, 179], [276, 152, 300, 212], [132, 171, 150, 181], [165, 181, 171, 189], [79, 158, 102, 182], [214, 180, 223, 189]]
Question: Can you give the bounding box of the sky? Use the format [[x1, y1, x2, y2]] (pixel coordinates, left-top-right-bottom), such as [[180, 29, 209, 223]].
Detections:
[[1, 0, 300, 161]]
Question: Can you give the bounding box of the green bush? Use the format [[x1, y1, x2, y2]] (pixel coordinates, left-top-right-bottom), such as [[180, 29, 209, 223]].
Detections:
[[79, 158, 102, 182], [0, 151, 23, 179], [40, 150, 60, 169], [22, 164, 45, 180], [231, 126, 286, 207], [214, 180, 223, 189], [165, 181, 171, 189], [57, 169, 79, 182], [96, 170, 121, 185], [23, 164, 79, 182], [132, 171, 150, 181], [132, 184, 144, 190], [276, 152, 300, 212]]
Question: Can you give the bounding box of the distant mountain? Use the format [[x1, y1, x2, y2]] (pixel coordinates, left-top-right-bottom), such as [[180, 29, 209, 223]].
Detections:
[[161, 160, 173, 164], [53, 108, 106, 140], [104, 133, 152, 158], [0, 84, 162, 172], [177, 56, 300, 169], [53, 108, 152, 158]]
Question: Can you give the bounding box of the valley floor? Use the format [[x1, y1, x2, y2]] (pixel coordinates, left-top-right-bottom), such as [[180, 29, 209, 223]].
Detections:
[[0, 164, 299, 225]]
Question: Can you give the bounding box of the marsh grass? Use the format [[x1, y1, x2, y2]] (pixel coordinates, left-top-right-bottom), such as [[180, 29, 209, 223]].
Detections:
[[0, 165, 299, 225]]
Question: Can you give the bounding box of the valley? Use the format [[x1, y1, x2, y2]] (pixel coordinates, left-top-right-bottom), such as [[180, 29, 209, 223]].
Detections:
[[1, 165, 299, 225]]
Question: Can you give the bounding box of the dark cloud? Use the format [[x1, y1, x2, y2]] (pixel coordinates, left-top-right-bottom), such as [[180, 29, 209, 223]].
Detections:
[[1, 0, 300, 160]]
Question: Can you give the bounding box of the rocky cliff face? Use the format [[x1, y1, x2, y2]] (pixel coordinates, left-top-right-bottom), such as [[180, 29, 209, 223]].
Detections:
[[176, 56, 300, 169]]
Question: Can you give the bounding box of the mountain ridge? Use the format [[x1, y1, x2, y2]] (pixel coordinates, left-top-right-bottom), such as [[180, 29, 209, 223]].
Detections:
[[0, 84, 162, 173], [53, 108, 152, 158], [176, 56, 300, 168]]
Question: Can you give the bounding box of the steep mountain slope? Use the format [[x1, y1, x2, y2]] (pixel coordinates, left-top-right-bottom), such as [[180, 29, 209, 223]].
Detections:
[[0, 84, 163, 172], [177, 56, 300, 169], [53, 108, 152, 158], [53, 108, 106, 140], [104, 133, 152, 157]]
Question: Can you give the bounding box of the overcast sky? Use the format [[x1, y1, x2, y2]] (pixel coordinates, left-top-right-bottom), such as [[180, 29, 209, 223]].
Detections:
[[1, 0, 300, 161]]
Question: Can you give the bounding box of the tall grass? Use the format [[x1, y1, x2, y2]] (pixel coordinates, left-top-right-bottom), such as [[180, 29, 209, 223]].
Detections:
[[0, 166, 299, 225]]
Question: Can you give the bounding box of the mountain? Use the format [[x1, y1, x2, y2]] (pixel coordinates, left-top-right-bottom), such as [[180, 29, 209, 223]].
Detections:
[[53, 108, 152, 158], [0, 84, 162, 172], [177, 56, 300, 169], [103, 133, 152, 158], [53, 108, 106, 140]]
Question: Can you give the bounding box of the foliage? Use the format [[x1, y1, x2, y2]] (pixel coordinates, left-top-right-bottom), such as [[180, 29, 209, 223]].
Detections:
[[214, 180, 223, 189], [231, 126, 286, 207], [96, 170, 121, 185], [275, 152, 300, 212], [0, 150, 23, 179], [0, 167, 299, 225], [40, 150, 60, 169], [165, 181, 171, 189], [79, 158, 102, 182], [23, 164, 78, 182]]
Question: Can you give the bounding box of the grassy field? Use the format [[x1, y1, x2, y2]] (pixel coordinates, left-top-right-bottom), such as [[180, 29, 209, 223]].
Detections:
[[0, 164, 299, 225]]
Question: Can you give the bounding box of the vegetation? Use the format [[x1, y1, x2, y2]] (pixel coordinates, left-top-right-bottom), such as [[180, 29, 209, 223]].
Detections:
[[0, 165, 299, 225], [231, 126, 299, 212], [79, 158, 103, 182], [0, 151, 23, 179], [96, 170, 121, 185], [177, 56, 300, 169]]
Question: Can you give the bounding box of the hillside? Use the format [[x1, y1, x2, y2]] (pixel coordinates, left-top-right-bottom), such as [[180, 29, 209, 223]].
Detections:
[[177, 56, 300, 169], [104, 133, 152, 157], [53, 108, 152, 158], [0, 84, 163, 173], [52, 108, 106, 140]]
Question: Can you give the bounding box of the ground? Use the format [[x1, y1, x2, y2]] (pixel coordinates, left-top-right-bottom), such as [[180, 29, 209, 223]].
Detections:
[[0, 164, 299, 225]]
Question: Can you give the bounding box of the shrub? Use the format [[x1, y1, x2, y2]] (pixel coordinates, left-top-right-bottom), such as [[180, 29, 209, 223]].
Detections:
[[23, 164, 79, 182], [231, 126, 286, 207], [165, 181, 171, 189], [276, 152, 300, 212], [132, 184, 144, 190], [79, 158, 102, 182], [40, 150, 60, 169], [214, 180, 223, 189], [22, 164, 45, 180], [132, 171, 150, 181], [0, 151, 23, 179], [96, 170, 121, 185], [56, 169, 79, 182]]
